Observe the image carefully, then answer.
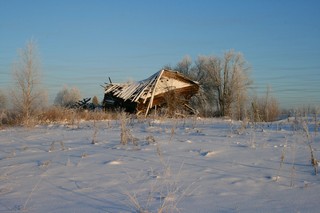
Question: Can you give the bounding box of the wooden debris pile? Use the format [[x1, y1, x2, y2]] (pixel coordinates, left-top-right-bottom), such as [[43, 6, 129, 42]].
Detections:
[[102, 69, 199, 116]]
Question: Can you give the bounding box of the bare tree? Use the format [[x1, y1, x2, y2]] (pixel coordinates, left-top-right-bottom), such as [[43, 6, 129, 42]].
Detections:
[[0, 89, 7, 126], [194, 50, 252, 118], [174, 55, 193, 77], [169, 50, 252, 118], [228, 52, 252, 120], [0, 89, 7, 110], [194, 55, 221, 115], [92, 95, 99, 107], [54, 86, 81, 107], [173, 50, 252, 118], [11, 40, 47, 125]]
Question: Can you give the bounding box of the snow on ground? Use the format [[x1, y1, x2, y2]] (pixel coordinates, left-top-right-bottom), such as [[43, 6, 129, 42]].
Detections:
[[0, 117, 319, 212]]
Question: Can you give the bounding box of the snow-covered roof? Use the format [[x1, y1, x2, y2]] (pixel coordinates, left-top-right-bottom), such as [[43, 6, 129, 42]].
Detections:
[[104, 70, 160, 103]]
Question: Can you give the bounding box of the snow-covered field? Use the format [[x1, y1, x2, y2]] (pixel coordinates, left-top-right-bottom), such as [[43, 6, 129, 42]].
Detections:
[[1, 117, 319, 213]]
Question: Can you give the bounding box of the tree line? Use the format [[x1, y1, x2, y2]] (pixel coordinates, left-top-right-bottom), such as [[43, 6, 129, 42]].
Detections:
[[0, 40, 281, 126], [164, 51, 280, 121]]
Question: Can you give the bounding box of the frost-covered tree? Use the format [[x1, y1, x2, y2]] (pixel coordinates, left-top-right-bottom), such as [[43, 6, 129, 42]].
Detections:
[[195, 50, 252, 117], [11, 40, 47, 125], [172, 50, 252, 118], [0, 89, 7, 110], [92, 96, 99, 107], [54, 86, 81, 107], [174, 55, 193, 77]]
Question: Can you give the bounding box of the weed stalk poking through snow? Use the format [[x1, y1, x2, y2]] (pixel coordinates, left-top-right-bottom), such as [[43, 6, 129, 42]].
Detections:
[[302, 121, 318, 175], [290, 141, 296, 187], [169, 119, 178, 143], [124, 140, 191, 213], [275, 137, 288, 182], [120, 111, 128, 145], [314, 108, 319, 136], [92, 119, 98, 144]]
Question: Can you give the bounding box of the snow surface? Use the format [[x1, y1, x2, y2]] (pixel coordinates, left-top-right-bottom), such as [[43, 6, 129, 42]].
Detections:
[[0, 117, 319, 212]]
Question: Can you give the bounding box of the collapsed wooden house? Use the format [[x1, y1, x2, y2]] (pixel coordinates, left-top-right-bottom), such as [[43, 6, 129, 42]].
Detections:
[[102, 69, 199, 116]]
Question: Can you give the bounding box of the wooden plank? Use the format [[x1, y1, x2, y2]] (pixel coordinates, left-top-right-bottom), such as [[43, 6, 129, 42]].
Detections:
[[145, 70, 164, 116]]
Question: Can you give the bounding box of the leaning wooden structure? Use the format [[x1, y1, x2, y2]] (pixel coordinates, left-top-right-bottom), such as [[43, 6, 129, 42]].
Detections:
[[102, 69, 199, 116]]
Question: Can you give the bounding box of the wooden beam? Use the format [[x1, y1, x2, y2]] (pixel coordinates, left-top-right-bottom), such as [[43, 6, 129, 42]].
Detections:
[[145, 69, 164, 117]]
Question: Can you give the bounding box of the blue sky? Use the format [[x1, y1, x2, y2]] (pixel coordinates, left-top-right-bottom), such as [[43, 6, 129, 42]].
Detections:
[[1, 0, 319, 108]]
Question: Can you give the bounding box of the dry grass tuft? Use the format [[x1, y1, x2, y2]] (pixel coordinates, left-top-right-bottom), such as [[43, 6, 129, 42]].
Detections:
[[0, 110, 22, 127], [1, 106, 121, 128], [250, 95, 280, 122], [119, 111, 137, 146], [302, 121, 318, 175], [38, 106, 118, 124]]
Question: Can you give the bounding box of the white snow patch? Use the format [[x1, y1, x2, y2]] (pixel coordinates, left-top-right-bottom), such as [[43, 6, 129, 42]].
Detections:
[[106, 160, 122, 165], [0, 117, 319, 212]]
